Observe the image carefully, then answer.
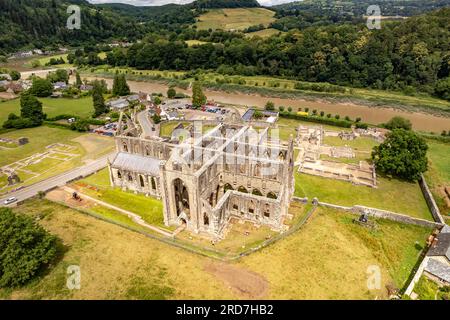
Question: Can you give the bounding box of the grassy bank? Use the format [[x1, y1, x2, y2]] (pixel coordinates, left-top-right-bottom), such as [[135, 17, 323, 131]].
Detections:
[[80, 67, 450, 117]]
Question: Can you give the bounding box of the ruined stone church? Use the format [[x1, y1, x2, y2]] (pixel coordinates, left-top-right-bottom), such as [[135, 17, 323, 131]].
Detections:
[[108, 113, 295, 239]]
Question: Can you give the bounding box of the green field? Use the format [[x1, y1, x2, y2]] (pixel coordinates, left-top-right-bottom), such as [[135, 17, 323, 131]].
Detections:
[[1, 200, 431, 299], [0, 97, 94, 124], [0, 126, 115, 193], [295, 172, 432, 221], [77, 169, 165, 228], [22, 53, 73, 69], [195, 8, 276, 31]]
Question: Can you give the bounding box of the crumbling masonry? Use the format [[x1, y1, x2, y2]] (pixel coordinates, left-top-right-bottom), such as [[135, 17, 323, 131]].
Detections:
[[108, 113, 295, 238]]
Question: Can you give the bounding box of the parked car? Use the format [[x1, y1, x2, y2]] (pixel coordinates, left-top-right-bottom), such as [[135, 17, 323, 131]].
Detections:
[[4, 197, 17, 205]]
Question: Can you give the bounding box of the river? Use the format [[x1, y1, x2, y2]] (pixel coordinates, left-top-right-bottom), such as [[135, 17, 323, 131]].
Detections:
[[22, 70, 450, 133]]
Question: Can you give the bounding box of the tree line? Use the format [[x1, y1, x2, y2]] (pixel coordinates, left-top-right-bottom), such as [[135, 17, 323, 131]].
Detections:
[[74, 8, 450, 101]]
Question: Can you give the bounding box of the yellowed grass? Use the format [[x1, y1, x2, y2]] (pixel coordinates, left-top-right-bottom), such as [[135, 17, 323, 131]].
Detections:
[[196, 8, 276, 31], [1, 200, 431, 300]]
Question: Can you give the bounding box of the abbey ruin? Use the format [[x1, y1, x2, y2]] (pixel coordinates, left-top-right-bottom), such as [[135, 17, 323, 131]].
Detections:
[[108, 112, 295, 239]]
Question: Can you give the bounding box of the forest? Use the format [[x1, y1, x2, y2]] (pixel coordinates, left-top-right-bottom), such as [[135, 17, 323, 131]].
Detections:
[[70, 8, 450, 100]]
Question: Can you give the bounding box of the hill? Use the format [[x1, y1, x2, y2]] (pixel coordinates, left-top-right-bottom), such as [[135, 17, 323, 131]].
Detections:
[[0, 0, 147, 54], [192, 0, 260, 9]]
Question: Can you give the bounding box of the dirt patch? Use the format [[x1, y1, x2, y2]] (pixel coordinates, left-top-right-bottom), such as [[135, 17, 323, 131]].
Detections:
[[204, 262, 268, 299], [46, 188, 92, 210]]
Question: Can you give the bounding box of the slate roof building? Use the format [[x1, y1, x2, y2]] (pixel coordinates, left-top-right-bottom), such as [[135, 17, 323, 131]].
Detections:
[[108, 98, 130, 110], [424, 227, 450, 285]]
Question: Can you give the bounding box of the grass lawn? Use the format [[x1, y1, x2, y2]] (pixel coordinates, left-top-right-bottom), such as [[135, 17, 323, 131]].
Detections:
[[25, 54, 72, 69], [77, 170, 166, 228], [423, 140, 450, 216], [1, 199, 431, 299], [295, 171, 432, 221], [274, 117, 351, 142], [0, 97, 94, 124], [0, 127, 115, 193], [196, 8, 276, 31], [160, 121, 190, 137], [323, 136, 379, 151]]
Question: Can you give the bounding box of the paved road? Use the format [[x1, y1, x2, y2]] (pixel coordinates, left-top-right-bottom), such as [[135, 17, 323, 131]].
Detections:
[[137, 110, 158, 138], [0, 152, 116, 207]]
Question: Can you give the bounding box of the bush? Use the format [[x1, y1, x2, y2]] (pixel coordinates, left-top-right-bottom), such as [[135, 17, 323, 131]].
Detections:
[[3, 117, 35, 129], [46, 114, 79, 122], [265, 101, 275, 111], [355, 122, 369, 129], [384, 116, 412, 131], [70, 119, 90, 132], [0, 208, 58, 287]]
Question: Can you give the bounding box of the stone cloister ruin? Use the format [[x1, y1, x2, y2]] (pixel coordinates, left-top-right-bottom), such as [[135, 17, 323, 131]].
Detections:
[[108, 112, 295, 239], [296, 125, 379, 188]]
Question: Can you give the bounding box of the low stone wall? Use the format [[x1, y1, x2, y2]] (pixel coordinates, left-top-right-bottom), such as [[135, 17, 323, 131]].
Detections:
[[292, 196, 308, 204], [318, 201, 441, 229], [419, 174, 445, 224]]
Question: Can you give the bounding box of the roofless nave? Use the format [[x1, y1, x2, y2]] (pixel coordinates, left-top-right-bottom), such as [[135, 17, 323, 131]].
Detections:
[[108, 112, 295, 239]]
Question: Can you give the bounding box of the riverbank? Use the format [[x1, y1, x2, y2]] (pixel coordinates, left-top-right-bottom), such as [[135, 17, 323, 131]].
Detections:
[[78, 72, 450, 133]]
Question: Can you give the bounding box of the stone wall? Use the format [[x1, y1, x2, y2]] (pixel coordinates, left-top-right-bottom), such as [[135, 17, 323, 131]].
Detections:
[[419, 174, 445, 224], [318, 201, 442, 229]]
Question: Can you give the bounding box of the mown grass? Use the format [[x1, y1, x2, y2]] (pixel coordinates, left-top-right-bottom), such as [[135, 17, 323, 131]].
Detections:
[[195, 8, 276, 31], [323, 136, 379, 151], [295, 172, 432, 221], [0, 97, 94, 124], [275, 117, 351, 142], [77, 170, 165, 228]]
